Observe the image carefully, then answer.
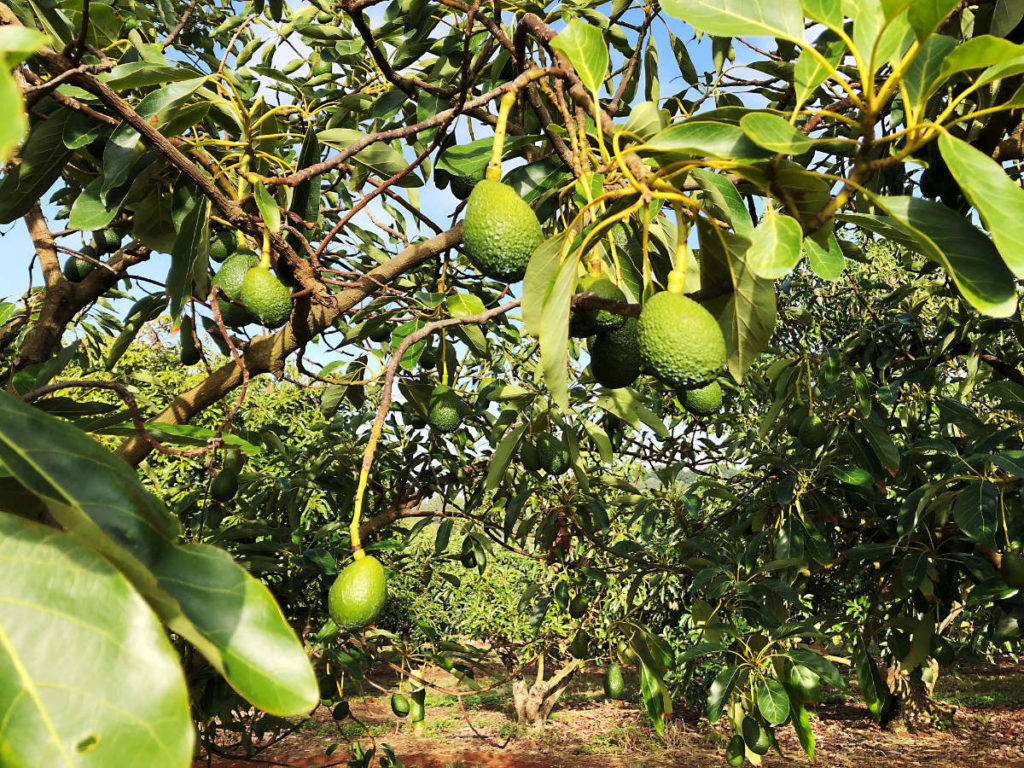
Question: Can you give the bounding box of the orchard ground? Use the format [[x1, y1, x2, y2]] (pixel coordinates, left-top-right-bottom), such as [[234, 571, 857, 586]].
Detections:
[[195, 657, 1024, 768]]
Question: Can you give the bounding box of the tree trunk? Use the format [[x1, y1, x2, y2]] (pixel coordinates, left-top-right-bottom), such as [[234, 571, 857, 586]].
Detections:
[[880, 658, 956, 731], [510, 653, 579, 728]]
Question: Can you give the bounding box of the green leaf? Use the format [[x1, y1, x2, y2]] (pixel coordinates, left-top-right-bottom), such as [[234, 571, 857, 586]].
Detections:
[[787, 649, 845, 690], [446, 293, 486, 318], [692, 168, 753, 236], [549, 19, 608, 95], [639, 662, 672, 735], [801, 0, 842, 29], [286, 124, 321, 254], [254, 181, 281, 233], [0, 107, 74, 224], [317, 129, 422, 187], [952, 480, 999, 548], [859, 419, 899, 473], [707, 665, 741, 722], [643, 120, 768, 160], [596, 388, 670, 439], [0, 514, 194, 767], [747, 210, 804, 279], [803, 231, 845, 280], [522, 236, 563, 337], [0, 393, 318, 717], [168, 193, 210, 318], [938, 133, 1024, 279], [101, 62, 199, 89], [0, 27, 47, 165], [790, 699, 815, 759], [660, 0, 805, 42], [105, 293, 169, 371], [582, 420, 613, 463], [794, 29, 845, 108], [69, 178, 125, 231], [938, 36, 1024, 83], [854, 637, 889, 722], [866, 197, 1018, 318], [740, 113, 813, 155], [903, 35, 956, 116], [756, 678, 790, 725], [907, 0, 959, 41], [540, 255, 577, 411], [485, 423, 528, 490]]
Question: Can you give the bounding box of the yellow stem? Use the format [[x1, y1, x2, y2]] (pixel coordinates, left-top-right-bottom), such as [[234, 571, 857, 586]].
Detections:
[[486, 92, 517, 181]]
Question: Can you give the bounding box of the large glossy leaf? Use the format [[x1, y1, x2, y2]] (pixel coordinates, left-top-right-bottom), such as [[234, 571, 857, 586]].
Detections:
[[853, 637, 889, 722], [952, 480, 999, 548], [747, 210, 803, 279], [0, 513, 193, 767], [317, 128, 421, 187], [907, 0, 959, 41], [0, 27, 47, 166], [0, 106, 74, 224], [740, 113, 813, 155], [902, 35, 957, 116], [550, 19, 608, 95], [937, 36, 1024, 84], [69, 178, 126, 231], [803, 230, 845, 280], [938, 133, 1024, 278], [691, 168, 753, 236], [858, 197, 1017, 318], [756, 678, 790, 725], [0, 393, 318, 716], [540, 255, 578, 411], [794, 29, 845, 108], [660, 0, 805, 42], [643, 120, 768, 160], [485, 423, 528, 490], [168, 193, 210, 318], [707, 665, 741, 722]]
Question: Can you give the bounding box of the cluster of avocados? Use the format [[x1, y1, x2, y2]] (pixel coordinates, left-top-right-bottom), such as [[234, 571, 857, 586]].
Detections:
[[519, 431, 571, 476], [210, 447, 245, 503], [212, 247, 293, 329], [62, 228, 123, 283], [785, 402, 828, 450]]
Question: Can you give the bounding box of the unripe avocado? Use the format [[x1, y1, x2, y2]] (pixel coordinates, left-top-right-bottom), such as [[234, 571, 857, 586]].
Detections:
[[568, 593, 587, 619], [428, 385, 462, 433], [241, 266, 293, 328], [799, 415, 827, 449], [63, 246, 96, 282], [209, 231, 235, 263], [683, 381, 723, 415], [210, 469, 238, 502], [450, 168, 485, 200], [179, 316, 201, 365], [637, 291, 726, 389], [742, 716, 771, 756], [391, 693, 410, 717], [368, 324, 390, 343], [590, 318, 642, 389], [462, 179, 543, 282], [520, 438, 540, 471], [213, 250, 259, 327], [569, 629, 590, 659], [1002, 552, 1024, 589], [603, 663, 624, 699], [92, 228, 121, 255], [536, 432, 570, 476], [419, 348, 436, 370], [328, 555, 387, 630], [786, 403, 810, 436], [576, 274, 626, 331]]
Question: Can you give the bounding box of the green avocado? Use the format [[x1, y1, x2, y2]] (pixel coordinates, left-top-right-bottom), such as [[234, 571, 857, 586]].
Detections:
[[328, 555, 387, 630], [568, 593, 587, 619], [462, 179, 543, 282], [799, 415, 827, 449], [209, 231, 235, 264], [428, 385, 462, 433], [742, 716, 772, 756], [536, 432, 570, 476], [92, 228, 121, 255], [603, 663, 624, 699], [210, 469, 238, 502], [450, 167, 485, 200], [391, 693, 410, 717], [520, 437, 540, 471], [576, 273, 627, 331], [683, 381, 723, 415], [786, 403, 810, 437], [637, 291, 727, 389], [1002, 552, 1024, 589], [368, 324, 390, 343], [63, 246, 96, 282], [569, 629, 590, 659], [590, 317, 641, 389], [240, 266, 293, 328], [212, 250, 259, 327], [179, 316, 201, 365]]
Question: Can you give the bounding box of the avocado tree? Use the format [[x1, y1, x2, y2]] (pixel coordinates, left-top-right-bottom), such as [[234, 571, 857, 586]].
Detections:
[[3, 0, 1024, 764]]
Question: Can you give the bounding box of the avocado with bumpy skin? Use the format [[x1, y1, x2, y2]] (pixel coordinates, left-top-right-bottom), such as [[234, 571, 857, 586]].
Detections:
[[428, 385, 462, 433], [92, 228, 121, 255], [683, 381, 723, 415], [241, 266, 293, 328], [212, 250, 259, 327], [603, 663, 624, 699], [368, 324, 390, 343], [637, 291, 727, 389], [209, 231, 235, 263], [589, 317, 641, 389], [328, 555, 387, 630], [536, 432, 570, 476], [450, 167, 485, 200], [462, 179, 543, 282]]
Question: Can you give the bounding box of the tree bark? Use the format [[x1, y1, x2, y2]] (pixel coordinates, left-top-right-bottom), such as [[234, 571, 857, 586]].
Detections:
[[880, 659, 956, 732]]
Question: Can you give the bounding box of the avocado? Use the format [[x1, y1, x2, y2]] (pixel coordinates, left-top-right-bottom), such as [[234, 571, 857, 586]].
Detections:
[[683, 381, 723, 414], [328, 555, 387, 630], [450, 167, 485, 201], [576, 273, 627, 331], [603, 663, 624, 699], [240, 266, 293, 328], [210, 469, 238, 502], [428, 385, 462, 433], [589, 316, 642, 390], [92, 228, 121, 255], [799, 415, 827, 449], [568, 593, 587, 619], [741, 716, 771, 755], [637, 291, 727, 389], [786, 403, 810, 436], [569, 629, 590, 659], [368, 324, 390, 343], [209, 231, 235, 264], [63, 246, 96, 282], [1002, 552, 1024, 589], [179, 316, 201, 365], [520, 437, 540, 471], [212, 250, 259, 327], [391, 693, 410, 717], [536, 432, 570, 476], [462, 179, 543, 282]]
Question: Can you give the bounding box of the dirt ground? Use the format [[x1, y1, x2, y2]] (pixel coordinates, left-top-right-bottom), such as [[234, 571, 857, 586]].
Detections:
[[194, 659, 1024, 768]]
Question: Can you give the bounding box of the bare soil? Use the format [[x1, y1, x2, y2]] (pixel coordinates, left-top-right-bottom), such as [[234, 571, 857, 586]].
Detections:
[[194, 659, 1024, 768]]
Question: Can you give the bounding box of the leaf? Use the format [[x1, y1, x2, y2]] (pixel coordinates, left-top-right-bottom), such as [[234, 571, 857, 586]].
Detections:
[[938, 133, 1024, 279], [643, 120, 768, 160], [550, 19, 608, 95], [69, 178, 125, 231], [0, 514, 194, 767], [787, 649, 845, 689], [286, 124, 322, 253], [0, 107, 74, 224], [790, 699, 815, 759], [803, 230, 845, 280], [756, 678, 791, 725], [938, 36, 1024, 83], [952, 480, 999, 548], [907, 0, 959, 41], [639, 662, 672, 735], [0, 393, 318, 717], [802, 0, 842, 28], [794, 29, 845, 107], [596, 388, 670, 439], [0, 27, 47, 165], [168, 193, 210, 318], [254, 182, 281, 232], [317, 129, 421, 188], [707, 665, 741, 722], [866, 197, 1018, 318], [660, 0, 805, 42], [582, 420, 613, 463], [747, 211, 804, 279], [854, 637, 890, 722], [485, 423, 528, 490], [740, 113, 813, 155], [105, 293, 169, 371], [692, 168, 753, 236], [522, 236, 563, 337], [859, 419, 899, 473], [101, 62, 199, 89], [903, 35, 957, 116], [540, 255, 578, 411]]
